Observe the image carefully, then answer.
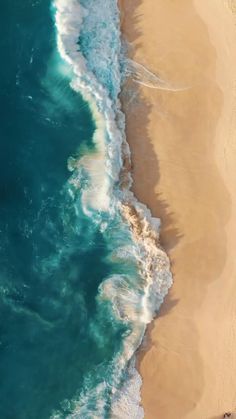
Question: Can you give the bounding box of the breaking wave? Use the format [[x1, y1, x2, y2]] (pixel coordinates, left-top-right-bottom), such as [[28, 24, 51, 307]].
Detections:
[[52, 0, 173, 417]]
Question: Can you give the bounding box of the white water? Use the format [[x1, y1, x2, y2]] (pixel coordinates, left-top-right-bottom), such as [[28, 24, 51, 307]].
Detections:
[[53, 0, 173, 417]]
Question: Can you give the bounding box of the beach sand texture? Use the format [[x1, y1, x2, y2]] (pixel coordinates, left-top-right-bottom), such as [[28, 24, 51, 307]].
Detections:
[[120, 0, 236, 418]]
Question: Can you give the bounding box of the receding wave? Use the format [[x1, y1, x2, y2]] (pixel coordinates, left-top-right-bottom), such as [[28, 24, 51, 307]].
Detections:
[[53, 0, 173, 417], [124, 58, 189, 91]]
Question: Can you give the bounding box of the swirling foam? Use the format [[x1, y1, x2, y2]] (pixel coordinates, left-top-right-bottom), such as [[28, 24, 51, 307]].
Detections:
[[53, 0, 173, 417]]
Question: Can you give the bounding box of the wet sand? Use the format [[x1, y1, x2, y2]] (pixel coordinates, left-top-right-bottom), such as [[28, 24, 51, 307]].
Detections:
[[119, 0, 236, 417]]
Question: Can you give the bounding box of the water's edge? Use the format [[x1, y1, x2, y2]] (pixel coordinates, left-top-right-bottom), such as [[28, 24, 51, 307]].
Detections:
[[54, 0, 173, 417]]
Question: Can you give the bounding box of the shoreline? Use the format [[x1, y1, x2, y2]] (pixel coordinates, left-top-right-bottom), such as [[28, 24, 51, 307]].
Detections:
[[119, 0, 236, 418]]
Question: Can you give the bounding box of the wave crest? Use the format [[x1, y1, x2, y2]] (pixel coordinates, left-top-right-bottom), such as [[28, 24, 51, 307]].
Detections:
[[53, 0, 173, 417]]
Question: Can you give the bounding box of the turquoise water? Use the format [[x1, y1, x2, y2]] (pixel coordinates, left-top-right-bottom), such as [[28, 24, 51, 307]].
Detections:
[[0, 1, 131, 417], [0, 0, 172, 417]]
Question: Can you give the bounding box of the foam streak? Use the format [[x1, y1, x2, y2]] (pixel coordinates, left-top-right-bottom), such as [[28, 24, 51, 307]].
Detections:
[[53, 0, 173, 417]]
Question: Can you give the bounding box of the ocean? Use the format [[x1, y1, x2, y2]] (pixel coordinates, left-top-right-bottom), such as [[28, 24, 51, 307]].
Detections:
[[0, 0, 172, 418]]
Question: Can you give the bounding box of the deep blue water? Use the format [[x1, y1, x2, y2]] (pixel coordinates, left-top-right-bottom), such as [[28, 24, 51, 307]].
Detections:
[[0, 1, 129, 418]]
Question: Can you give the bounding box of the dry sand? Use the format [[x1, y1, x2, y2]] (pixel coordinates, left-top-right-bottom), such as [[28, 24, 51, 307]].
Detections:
[[119, 0, 236, 418]]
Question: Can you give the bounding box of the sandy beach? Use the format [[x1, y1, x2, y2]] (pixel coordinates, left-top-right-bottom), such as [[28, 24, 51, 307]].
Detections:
[[119, 0, 236, 418]]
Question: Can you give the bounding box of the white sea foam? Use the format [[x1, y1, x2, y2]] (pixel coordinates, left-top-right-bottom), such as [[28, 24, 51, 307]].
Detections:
[[53, 0, 173, 417]]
